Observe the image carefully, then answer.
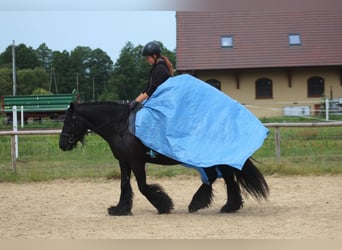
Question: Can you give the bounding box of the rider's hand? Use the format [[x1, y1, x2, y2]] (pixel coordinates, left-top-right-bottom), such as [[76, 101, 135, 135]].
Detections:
[[129, 100, 139, 110]]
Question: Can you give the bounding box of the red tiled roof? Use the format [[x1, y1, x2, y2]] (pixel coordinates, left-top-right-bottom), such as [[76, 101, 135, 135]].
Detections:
[[176, 11, 342, 70]]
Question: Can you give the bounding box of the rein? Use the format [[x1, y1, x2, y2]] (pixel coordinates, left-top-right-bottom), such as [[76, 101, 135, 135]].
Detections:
[[62, 103, 131, 147], [72, 109, 129, 139], [88, 116, 129, 137]]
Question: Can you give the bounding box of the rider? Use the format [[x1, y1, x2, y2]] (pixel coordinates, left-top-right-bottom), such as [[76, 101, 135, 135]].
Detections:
[[130, 41, 174, 109]]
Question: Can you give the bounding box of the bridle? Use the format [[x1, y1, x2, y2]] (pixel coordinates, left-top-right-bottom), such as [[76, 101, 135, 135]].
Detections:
[[60, 114, 83, 145], [60, 108, 130, 146]]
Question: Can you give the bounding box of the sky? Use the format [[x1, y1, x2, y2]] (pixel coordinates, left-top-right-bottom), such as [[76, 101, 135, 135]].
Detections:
[[0, 0, 247, 63], [0, 10, 176, 63]]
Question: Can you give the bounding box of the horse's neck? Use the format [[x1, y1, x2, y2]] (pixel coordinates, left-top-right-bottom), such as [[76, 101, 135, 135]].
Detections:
[[77, 104, 128, 139]]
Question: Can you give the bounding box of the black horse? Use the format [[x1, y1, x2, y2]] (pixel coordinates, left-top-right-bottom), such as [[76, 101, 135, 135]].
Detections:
[[59, 102, 269, 215]]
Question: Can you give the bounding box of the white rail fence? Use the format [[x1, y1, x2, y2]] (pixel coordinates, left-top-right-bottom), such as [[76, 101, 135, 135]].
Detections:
[[265, 122, 342, 164], [1, 122, 342, 172], [0, 129, 61, 172]]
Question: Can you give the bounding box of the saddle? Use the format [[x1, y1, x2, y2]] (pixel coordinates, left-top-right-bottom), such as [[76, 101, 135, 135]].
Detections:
[[128, 103, 157, 159], [128, 103, 142, 135]]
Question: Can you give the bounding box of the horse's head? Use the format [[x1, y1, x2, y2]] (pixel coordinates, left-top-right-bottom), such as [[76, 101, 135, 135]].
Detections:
[[59, 102, 87, 151]]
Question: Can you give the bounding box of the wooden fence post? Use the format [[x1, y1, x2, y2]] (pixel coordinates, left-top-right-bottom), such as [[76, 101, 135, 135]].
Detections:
[[275, 126, 281, 164], [10, 135, 17, 172]]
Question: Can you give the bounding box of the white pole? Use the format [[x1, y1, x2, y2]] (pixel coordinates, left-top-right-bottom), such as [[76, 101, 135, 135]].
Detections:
[[12, 106, 19, 159], [21, 105, 24, 128], [325, 97, 329, 121], [12, 40, 16, 96]]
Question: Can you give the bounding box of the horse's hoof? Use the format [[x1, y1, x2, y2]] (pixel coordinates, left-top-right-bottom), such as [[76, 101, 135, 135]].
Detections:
[[220, 203, 243, 213], [107, 206, 132, 216], [188, 204, 199, 213], [158, 211, 171, 214], [188, 208, 197, 213], [188, 199, 211, 213], [157, 208, 172, 214]]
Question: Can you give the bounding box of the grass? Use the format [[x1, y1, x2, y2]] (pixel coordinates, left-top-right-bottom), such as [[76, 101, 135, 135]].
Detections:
[[0, 133, 198, 182], [252, 126, 342, 175], [259, 114, 342, 123], [0, 116, 342, 182], [0, 134, 121, 182]]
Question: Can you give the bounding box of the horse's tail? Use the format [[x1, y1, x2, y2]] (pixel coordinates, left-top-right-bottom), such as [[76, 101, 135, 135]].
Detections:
[[234, 158, 269, 200]]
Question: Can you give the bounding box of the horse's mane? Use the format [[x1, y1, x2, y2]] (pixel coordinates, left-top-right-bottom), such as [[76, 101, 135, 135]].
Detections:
[[76, 101, 130, 121], [77, 101, 127, 107]]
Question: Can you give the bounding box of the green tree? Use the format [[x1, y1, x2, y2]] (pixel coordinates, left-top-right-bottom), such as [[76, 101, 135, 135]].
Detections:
[[36, 43, 53, 71], [0, 68, 13, 96], [87, 48, 113, 101], [109, 42, 142, 100], [16, 67, 49, 95], [0, 43, 40, 70], [32, 88, 52, 95], [51, 50, 74, 94], [16, 44, 40, 69], [69, 46, 113, 101], [0, 45, 13, 68], [1, 41, 175, 100], [70, 46, 92, 99]]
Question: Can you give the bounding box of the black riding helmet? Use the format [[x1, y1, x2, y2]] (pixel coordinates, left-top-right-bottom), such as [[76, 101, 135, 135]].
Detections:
[[142, 41, 161, 56]]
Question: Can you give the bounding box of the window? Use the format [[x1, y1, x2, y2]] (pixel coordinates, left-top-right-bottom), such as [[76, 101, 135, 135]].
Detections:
[[205, 79, 221, 90], [256, 78, 273, 99], [308, 76, 324, 97], [221, 36, 233, 48], [288, 34, 301, 46]]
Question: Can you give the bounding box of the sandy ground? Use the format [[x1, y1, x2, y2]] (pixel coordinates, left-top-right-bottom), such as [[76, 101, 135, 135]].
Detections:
[[0, 175, 341, 239]]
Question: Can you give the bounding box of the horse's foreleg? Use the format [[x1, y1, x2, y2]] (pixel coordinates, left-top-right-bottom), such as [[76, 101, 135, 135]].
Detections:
[[219, 166, 243, 213], [188, 167, 217, 213], [132, 162, 174, 214], [108, 161, 133, 216]]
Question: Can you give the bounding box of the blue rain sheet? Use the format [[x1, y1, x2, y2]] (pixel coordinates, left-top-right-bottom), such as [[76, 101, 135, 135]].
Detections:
[[135, 74, 268, 170]]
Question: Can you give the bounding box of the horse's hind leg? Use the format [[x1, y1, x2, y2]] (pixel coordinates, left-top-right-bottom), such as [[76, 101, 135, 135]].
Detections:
[[108, 161, 133, 216], [219, 166, 243, 213], [132, 162, 174, 214], [188, 167, 217, 213]]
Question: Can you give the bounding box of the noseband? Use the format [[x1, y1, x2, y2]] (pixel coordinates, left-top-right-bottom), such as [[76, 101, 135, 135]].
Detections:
[[60, 132, 77, 144]]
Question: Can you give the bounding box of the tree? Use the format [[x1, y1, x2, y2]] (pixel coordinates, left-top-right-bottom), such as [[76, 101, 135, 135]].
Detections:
[[0, 65, 49, 96], [51, 50, 74, 94], [0, 41, 176, 100], [71, 46, 95, 101], [69, 46, 113, 101], [0, 68, 13, 96], [16, 44, 40, 69], [36, 43, 53, 72], [32, 88, 52, 95], [87, 48, 113, 101], [0, 43, 40, 70], [16, 67, 49, 95], [108, 42, 143, 100], [0, 45, 13, 68]]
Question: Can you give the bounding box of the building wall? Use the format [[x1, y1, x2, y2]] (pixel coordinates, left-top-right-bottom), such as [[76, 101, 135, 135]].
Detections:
[[192, 67, 342, 117]]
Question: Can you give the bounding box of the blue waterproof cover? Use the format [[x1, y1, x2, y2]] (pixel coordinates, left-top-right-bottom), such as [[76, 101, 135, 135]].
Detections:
[[135, 74, 268, 170]]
